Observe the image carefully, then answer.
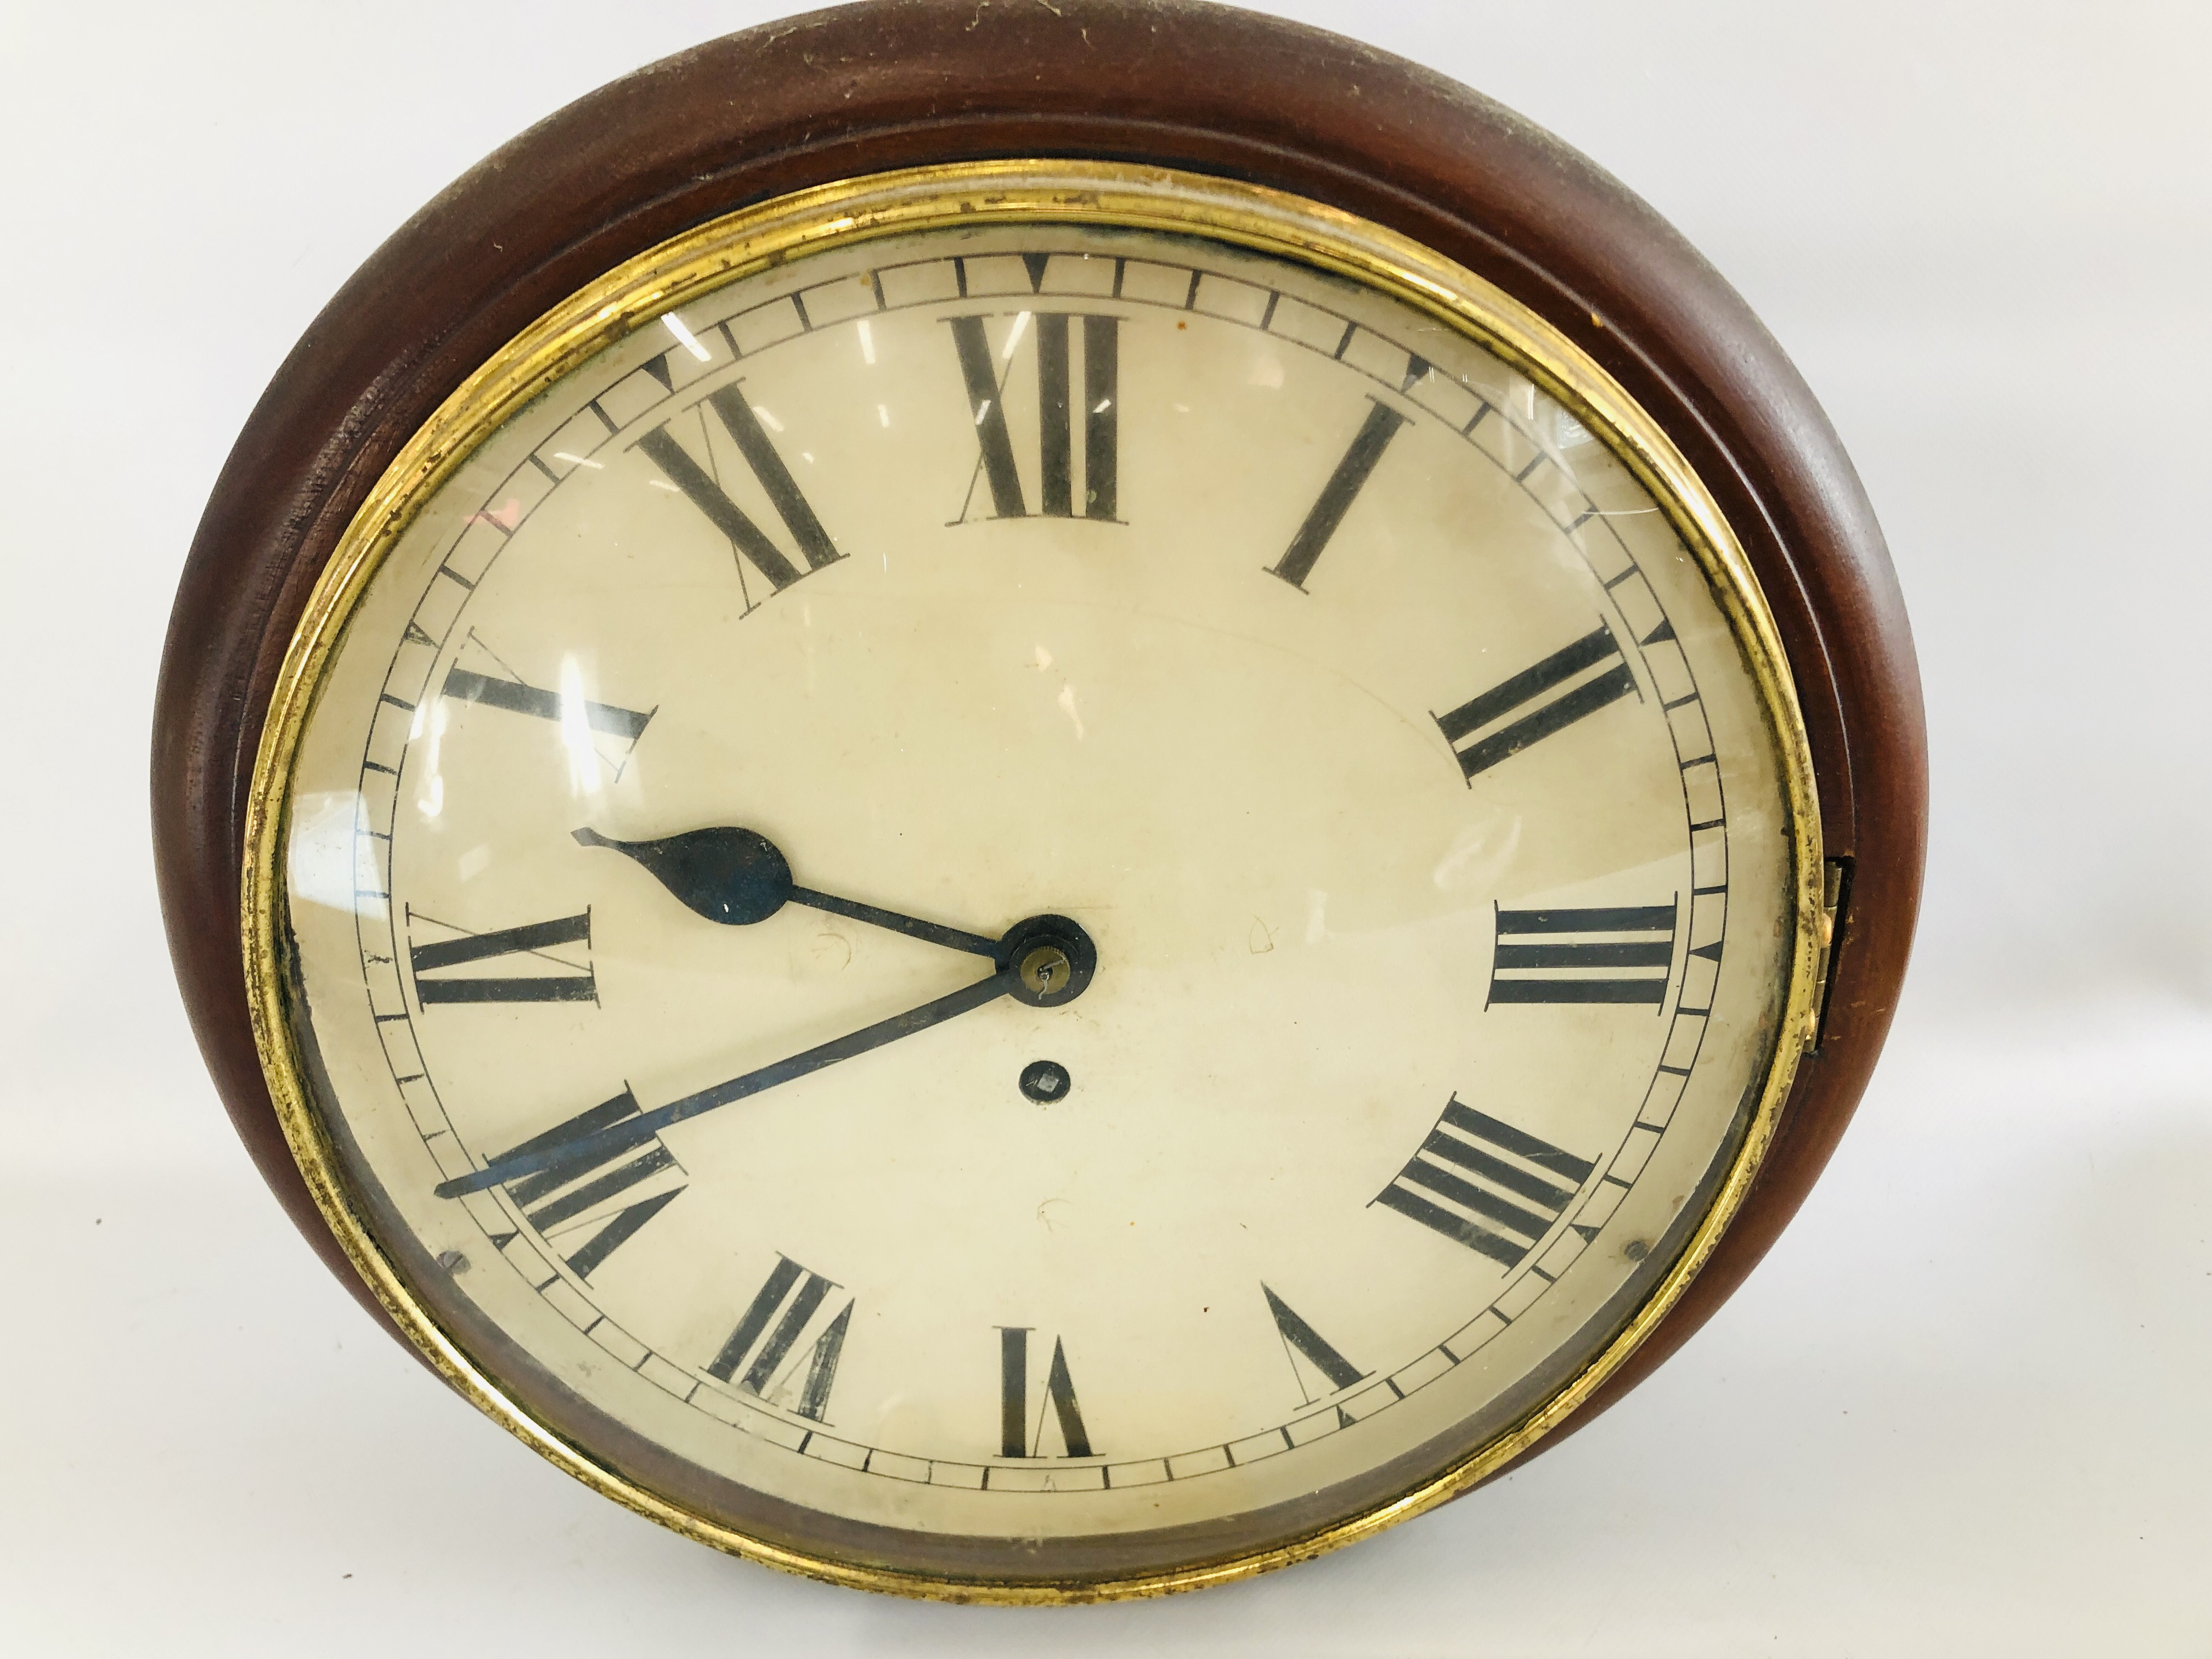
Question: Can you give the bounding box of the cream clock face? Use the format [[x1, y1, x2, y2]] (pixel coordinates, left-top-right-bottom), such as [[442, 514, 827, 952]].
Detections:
[[272, 201, 1804, 1575]]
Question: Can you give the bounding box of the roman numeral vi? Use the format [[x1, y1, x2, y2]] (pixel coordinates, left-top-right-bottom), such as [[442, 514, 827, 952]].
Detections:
[[998, 1327, 1094, 1458]]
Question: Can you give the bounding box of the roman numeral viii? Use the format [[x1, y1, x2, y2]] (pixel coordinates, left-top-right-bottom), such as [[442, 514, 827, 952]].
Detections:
[[708, 1255, 853, 1423], [1488, 902, 1678, 1006], [489, 1088, 685, 1280], [1435, 624, 1635, 779], [408, 909, 595, 1006], [1374, 1098, 1595, 1268], [637, 385, 842, 592], [998, 1327, 1094, 1458], [949, 312, 1120, 523]]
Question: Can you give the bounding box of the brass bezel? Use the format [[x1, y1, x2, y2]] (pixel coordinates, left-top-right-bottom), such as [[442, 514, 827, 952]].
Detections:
[[241, 161, 1825, 1603]]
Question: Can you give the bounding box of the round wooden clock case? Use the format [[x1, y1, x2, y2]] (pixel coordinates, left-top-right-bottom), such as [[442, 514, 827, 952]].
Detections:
[[152, 0, 1923, 1598]]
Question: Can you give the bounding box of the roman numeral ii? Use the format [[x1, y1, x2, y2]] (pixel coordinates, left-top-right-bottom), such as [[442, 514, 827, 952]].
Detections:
[[1435, 623, 1635, 780]]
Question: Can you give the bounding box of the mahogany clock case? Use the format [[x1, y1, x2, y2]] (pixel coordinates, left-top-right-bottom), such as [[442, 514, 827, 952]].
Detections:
[[151, 0, 1923, 1523]]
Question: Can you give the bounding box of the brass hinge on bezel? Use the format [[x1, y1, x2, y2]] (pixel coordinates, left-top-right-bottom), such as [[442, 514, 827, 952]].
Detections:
[[1809, 858, 1850, 1052]]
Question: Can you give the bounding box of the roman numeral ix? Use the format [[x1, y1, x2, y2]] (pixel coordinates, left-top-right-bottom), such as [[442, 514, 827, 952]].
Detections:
[[998, 1327, 1094, 1458], [708, 1256, 853, 1423], [408, 909, 596, 1006], [1435, 623, 1636, 780], [949, 311, 1120, 523], [1488, 902, 1678, 1006], [637, 383, 843, 594], [1374, 1098, 1595, 1268], [488, 1088, 685, 1280]]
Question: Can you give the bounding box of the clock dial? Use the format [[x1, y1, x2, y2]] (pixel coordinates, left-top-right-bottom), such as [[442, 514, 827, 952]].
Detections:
[[264, 187, 1813, 1582]]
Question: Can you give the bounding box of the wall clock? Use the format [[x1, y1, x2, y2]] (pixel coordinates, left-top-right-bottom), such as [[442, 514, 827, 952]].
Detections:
[[152, 0, 1923, 1603]]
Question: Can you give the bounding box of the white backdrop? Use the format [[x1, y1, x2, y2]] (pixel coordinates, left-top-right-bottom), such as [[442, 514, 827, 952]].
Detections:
[[4, 2, 2208, 1652]]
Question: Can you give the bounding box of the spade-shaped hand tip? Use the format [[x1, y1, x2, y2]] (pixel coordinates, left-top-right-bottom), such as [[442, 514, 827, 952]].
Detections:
[[574, 825, 793, 925]]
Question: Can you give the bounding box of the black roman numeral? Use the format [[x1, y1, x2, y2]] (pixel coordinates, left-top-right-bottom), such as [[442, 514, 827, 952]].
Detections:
[[636, 384, 842, 592], [1262, 1285, 1365, 1404], [1267, 399, 1410, 590], [998, 1327, 1093, 1458], [948, 312, 1120, 522], [408, 909, 595, 1006], [1374, 1098, 1595, 1268], [1434, 624, 1636, 779], [707, 1256, 853, 1422], [492, 1089, 685, 1278], [1488, 902, 1678, 1006], [440, 663, 654, 742]]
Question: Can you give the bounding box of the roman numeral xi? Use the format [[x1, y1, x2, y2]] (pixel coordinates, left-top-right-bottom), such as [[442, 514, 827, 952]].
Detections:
[[637, 384, 843, 594], [409, 909, 596, 1006], [949, 311, 1120, 523], [1374, 1098, 1595, 1268]]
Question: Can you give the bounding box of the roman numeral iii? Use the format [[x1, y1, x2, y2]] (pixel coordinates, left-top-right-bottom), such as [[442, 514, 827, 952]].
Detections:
[[408, 909, 596, 1006], [707, 1255, 854, 1423], [997, 1327, 1094, 1458], [948, 312, 1120, 522], [637, 384, 842, 592], [1434, 623, 1636, 779], [1488, 902, 1678, 1006], [1374, 1098, 1595, 1268]]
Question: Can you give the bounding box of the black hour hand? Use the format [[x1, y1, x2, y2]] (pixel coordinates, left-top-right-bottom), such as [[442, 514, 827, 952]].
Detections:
[[574, 825, 1000, 959]]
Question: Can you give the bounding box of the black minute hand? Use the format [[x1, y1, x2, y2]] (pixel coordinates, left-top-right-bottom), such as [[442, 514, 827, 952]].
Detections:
[[573, 825, 998, 958], [435, 968, 1014, 1199]]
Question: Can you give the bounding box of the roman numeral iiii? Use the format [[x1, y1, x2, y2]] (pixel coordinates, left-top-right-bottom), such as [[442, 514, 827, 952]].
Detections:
[[1374, 1098, 1595, 1268]]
